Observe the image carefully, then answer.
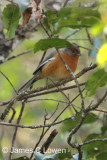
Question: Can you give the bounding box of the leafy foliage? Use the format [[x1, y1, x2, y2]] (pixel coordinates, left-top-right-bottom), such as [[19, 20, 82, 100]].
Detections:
[[86, 68, 107, 96], [96, 152, 107, 160], [62, 113, 98, 133], [34, 38, 72, 52], [83, 134, 107, 159], [43, 7, 101, 34], [2, 4, 21, 39], [58, 148, 72, 159]]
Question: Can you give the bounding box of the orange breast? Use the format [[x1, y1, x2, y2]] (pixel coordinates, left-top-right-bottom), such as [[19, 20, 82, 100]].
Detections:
[[38, 52, 79, 80]]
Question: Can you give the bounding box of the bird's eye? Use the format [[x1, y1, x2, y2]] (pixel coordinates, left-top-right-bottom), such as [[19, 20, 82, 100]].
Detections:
[[70, 47, 78, 53]]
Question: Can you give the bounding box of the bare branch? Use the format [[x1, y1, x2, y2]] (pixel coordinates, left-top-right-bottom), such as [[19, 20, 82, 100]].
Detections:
[[8, 107, 16, 123], [63, 0, 70, 7], [85, 28, 93, 45], [67, 112, 86, 148], [0, 115, 75, 129], [95, 108, 107, 114], [65, 29, 81, 40], [45, 103, 59, 120], [86, 90, 107, 112], [9, 101, 25, 160], [27, 98, 69, 104], [0, 49, 33, 65], [80, 138, 107, 146], [40, 21, 51, 38], [0, 81, 85, 107], [40, 129, 58, 154], [0, 63, 96, 120], [77, 146, 83, 160]]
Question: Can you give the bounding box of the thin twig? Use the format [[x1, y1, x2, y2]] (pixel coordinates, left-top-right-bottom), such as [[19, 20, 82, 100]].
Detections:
[[78, 45, 91, 51], [86, 90, 107, 112], [65, 29, 81, 40], [94, 109, 107, 114], [68, 39, 89, 41], [27, 98, 69, 104], [8, 107, 16, 123], [0, 49, 33, 65], [30, 91, 82, 159], [40, 21, 51, 38], [0, 81, 85, 107], [85, 28, 93, 45], [67, 90, 107, 158], [0, 70, 18, 95], [0, 62, 96, 120], [49, 78, 70, 102], [46, 103, 59, 120], [9, 101, 25, 160], [0, 91, 85, 130], [80, 138, 107, 146], [20, 82, 85, 101], [30, 110, 48, 159], [39, 51, 47, 65], [67, 112, 86, 148], [0, 115, 74, 129]]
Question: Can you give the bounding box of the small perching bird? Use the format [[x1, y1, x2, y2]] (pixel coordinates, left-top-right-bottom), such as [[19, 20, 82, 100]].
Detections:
[[18, 43, 81, 92]]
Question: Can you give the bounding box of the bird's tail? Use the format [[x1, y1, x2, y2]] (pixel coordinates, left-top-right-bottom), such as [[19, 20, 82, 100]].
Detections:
[[18, 76, 37, 92]]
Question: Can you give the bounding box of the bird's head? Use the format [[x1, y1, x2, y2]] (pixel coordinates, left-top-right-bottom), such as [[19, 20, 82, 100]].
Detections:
[[68, 43, 81, 56]]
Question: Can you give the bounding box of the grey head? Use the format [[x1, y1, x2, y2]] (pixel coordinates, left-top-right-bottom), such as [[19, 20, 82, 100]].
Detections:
[[64, 43, 81, 56]]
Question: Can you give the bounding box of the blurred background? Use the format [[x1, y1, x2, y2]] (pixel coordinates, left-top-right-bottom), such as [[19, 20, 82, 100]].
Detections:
[[0, 0, 107, 159]]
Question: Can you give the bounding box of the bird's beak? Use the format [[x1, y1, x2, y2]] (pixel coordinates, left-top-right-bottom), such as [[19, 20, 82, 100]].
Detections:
[[77, 53, 82, 56]]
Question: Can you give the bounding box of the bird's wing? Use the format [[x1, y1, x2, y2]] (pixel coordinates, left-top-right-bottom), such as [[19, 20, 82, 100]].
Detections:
[[33, 56, 56, 75]]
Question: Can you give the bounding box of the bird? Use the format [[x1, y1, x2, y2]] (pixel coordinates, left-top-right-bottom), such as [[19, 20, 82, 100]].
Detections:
[[18, 43, 81, 92]]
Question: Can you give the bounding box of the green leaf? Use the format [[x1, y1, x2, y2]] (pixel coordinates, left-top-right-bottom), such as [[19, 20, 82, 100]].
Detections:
[[85, 68, 107, 96], [84, 133, 99, 141], [83, 134, 107, 159], [58, 148, 72, 159], [2, 4, 21, 39], [54, 18, 97, 34], [13, 158, 29, 160], [13, 0, 30, 12], [96, 152, 107, 160], [62, 113, 98, 133], [101, 126, 107, 134], [45, 10, 58, 26], [44, 7, 100, 34], [34, 38, 72, 53]]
